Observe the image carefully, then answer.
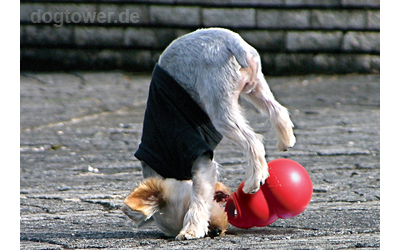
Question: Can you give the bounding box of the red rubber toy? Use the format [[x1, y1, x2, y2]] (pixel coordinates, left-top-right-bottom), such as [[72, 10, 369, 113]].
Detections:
[[225, 158, 313, 229]]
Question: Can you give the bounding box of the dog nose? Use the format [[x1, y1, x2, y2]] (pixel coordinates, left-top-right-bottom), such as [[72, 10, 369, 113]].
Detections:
[[209, 228, 222, 237]]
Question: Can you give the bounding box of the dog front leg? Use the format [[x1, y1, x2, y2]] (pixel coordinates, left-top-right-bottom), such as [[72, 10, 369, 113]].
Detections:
[[176, 155, 217, 240]]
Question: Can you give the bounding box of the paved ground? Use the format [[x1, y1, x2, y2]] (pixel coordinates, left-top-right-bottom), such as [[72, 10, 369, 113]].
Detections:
[[20, 72, 380, 249]]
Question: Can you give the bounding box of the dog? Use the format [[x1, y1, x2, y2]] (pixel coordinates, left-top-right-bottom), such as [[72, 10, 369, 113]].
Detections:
[[128, 27, 296, 240], [122, 178, 231, 238]]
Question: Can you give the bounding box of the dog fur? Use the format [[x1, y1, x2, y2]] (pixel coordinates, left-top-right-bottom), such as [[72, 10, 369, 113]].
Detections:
[[121, 178, 231, 238], [129, 27, 296, 240]]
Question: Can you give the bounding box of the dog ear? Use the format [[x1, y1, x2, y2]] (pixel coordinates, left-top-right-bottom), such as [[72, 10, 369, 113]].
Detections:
[[123, 178, 165, 220], [209, 182, 231, 237], [121, 204, 155, 228]]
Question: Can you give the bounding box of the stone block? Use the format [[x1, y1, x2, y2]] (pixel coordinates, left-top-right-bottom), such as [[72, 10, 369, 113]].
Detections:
[[124, 28, 157, 48], [46, 4, 96, 15], [122, 50, 153, 71], [203, 8, 255, 28], [125, 5, 150, 25], [274, 53, 314, 75], [24, 25, 73, 46], [340, 54, 372, 73], [21, 48, 79, 70], [45, 4, 97, 25], [175, 0, 283, 5], [20, 3, 47, 22], [239, 31, 284, 51], [311, 10, 366, 30], [152, 28, 190, 48], [257, 10, 310, 29], [97, 4, 120, 24], [342, 32, 380, 53], [271, 53, 377, 75], [312, 54, 340, 74], [370, 55, 380, 73], [175, 0, 230, 5], [312, 53, 374, 74], [98, 4, 149, 25], [150, 6, 200, 26], [73, 27, 96, 46], [229, 0, 283, 5], [341, 0, 380, 7], [260, 53, 276, 75], [20, 25, 26, 46], [96, 50, 124, 69], [74, 27, 124, 47], [367, 10, 380, 30], [286, 31, 343, 52], [285, 0, 341, 7], [136, 0, 176, 3]]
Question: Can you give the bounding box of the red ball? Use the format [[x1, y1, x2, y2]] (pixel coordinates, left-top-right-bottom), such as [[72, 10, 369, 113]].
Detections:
[[225, 159, 313, 229]]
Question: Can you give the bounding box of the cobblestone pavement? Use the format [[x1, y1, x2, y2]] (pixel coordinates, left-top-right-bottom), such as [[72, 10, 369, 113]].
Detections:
[[20, 72, 379, 249]]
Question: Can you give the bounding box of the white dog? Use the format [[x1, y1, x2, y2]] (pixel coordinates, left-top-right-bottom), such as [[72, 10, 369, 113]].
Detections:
[[128, 28, 295, 240]]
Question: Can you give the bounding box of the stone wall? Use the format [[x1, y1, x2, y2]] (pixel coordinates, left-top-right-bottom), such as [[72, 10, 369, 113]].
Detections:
[[20, 0, 380, 75]]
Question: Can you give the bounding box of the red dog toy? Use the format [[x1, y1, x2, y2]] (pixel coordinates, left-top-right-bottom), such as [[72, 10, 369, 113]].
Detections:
[[225, 159, 313, 229]]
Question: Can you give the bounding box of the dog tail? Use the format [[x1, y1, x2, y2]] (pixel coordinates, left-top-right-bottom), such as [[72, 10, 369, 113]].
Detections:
[[225, 36, 249, 68]]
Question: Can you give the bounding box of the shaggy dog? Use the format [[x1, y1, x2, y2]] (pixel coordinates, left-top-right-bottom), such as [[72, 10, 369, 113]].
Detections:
[[123, 28, 295, 240]]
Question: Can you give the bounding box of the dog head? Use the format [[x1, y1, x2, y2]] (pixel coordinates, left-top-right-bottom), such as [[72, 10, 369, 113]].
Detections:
[[208, 181, 231, 238]]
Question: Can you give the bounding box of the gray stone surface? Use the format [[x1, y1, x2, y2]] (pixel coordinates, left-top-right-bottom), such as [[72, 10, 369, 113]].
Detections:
[[150, 5, 201, 27], [257, 10, 310, 29], [341, 0, 380, 7], [342, 32, 380, 53], [124, 28, 157, 48], [310, 10, 367, 30], [24, 25, 73, 46], [286, 31, 343, 52], [367, 10, 380, 30], [20, 72, 380, 249], [74, 27, 125, 47], [203, 8, 256, 28]]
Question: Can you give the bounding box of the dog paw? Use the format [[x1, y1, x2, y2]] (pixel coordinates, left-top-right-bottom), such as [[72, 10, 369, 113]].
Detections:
[[277, 133, 296, 151], [242, 174, 269, 194], [175, 232, 187, 241], [242, 164, 269, 194], [176, 232, 193, 241], [175, 229, 205, 241], [175, 219, 209, 241], [242, 180, 261, 194]]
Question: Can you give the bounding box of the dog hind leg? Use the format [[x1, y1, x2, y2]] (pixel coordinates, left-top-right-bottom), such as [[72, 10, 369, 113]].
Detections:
[[206, 93, 269, 194], [242, 77, 296, 151]]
